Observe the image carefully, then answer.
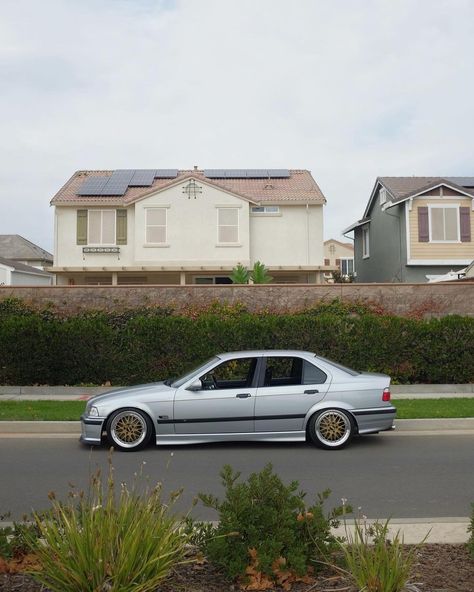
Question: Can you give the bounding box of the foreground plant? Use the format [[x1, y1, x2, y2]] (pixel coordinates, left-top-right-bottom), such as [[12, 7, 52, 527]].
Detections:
[[27, 455, 188, 592], [337, 515, 425, 592], [195, 463, 346, 588], [468, 502, 474, 557]]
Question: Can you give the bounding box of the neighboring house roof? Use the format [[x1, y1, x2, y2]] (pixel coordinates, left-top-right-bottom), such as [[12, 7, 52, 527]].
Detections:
[[324, 239, 354, 249], [50, 169, 326, 206], [0, 256, 52, 276], [0, 235, 53, 262], [379, 177, 474, 206], [344, 176, 474, 234]]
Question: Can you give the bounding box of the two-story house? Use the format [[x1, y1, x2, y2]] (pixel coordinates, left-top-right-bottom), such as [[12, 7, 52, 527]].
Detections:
[[343, 177, 474, 282], [323, 239, 354, 280], [50, 168, 330, 285]]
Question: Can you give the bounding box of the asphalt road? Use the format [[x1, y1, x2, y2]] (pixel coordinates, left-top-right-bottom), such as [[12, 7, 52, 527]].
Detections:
[[0, 433, 473, 520]]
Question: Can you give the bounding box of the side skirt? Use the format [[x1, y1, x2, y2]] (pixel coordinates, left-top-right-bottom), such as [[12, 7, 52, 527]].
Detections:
[[155, 431, 306, 446]]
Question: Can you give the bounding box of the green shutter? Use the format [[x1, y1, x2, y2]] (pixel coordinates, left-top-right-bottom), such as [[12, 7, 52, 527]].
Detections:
[[77, 210, 88, 245], [116, 209, 127, 245]]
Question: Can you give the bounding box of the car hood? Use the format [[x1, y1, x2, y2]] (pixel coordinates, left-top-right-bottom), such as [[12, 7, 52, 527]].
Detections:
[[88, 382, 173, 405]]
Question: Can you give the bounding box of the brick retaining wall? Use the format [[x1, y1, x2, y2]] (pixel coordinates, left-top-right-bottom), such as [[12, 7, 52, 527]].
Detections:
[[1, 283, 474, 317]]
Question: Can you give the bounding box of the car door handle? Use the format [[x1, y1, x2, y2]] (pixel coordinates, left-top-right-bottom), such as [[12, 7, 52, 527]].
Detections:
[[236, 393, 251, 398], [304, 389, 319, 394]]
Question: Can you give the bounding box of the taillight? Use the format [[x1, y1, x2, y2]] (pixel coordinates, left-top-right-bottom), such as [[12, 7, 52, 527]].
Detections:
[[382, 387, 391, 402]]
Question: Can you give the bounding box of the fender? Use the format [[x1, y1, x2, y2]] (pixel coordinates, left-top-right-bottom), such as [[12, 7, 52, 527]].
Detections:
[[303, 400, 357, 430]]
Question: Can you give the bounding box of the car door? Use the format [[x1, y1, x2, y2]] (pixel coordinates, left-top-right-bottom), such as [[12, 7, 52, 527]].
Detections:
[[173, 356, 259, 434], [254, 355, 330, 433]]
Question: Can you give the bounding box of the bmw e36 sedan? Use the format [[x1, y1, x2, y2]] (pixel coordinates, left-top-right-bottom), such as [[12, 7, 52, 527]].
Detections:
[[81, 350, 396, 451]]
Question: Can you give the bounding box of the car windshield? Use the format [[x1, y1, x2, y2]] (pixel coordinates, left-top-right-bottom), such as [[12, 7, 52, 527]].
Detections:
[[315, 355, 360, 376], [171, 357, 219, 388]]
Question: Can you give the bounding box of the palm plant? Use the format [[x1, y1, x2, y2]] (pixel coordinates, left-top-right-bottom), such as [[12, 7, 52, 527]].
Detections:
[[250, 261, 273, 284], [230, 263, 250, 284]]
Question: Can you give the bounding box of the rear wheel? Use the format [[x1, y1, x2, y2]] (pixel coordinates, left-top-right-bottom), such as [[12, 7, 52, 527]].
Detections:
[[106, 408, 153, 451], [308, 409, 355, 450]]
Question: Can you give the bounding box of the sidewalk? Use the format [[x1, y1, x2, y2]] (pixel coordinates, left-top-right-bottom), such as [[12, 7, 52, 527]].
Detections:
[[0, 517, 469, 544], [1, 384, 474, 401]]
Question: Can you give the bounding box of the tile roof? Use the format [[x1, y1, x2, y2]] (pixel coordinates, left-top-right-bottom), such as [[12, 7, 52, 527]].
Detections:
[[0, 235, 53, 262], [50, 169, 326, 206]]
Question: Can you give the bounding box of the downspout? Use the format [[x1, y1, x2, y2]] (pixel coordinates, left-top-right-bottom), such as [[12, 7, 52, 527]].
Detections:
[[306, 203, 310, 265]]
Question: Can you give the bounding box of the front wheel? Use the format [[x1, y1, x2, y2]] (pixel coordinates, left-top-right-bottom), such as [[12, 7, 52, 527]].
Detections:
[[308, 409, 355, 450], [106, 408, 153, 451]]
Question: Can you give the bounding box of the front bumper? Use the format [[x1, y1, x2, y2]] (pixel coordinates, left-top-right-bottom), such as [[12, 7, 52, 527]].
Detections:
[[80, 415, 105, 445]]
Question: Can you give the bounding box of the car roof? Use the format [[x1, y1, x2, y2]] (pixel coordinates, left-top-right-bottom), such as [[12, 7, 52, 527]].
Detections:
[[216, 350, 316, 360]]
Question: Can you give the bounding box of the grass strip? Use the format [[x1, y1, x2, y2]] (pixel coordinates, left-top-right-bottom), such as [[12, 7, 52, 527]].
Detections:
[[393, 398, 474, 419], [0, 400, 86, 421], [0, 398, 473, 421]]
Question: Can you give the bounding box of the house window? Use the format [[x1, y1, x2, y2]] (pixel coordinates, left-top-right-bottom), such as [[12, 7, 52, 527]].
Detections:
[[217, 208, 239, 243], [146, 208, 167, 244], [88, 210, 116, 245], [379, 187, 387, 205], [340, 258, 354, 275], [251, 206, 280, 214], [429, 206, 459, 242], [362, 227, 370, 258]]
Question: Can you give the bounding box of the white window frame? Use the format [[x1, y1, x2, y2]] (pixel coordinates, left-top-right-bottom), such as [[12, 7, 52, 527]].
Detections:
[[87, 210, 116, 246], [362, 227, 370, 258], [250, 206, 281, 215], [145, 207, 167, 245], [379, 187, 387, 205], [217, 207, 239, 245], [428, 204, 460, 243], [340, 257, 354, 276]]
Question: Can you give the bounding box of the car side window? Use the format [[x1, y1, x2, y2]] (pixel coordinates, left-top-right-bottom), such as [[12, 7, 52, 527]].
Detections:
[[302, 360, 327, 384], [200, 358, 257, 390], [263, 357, 327, 387]]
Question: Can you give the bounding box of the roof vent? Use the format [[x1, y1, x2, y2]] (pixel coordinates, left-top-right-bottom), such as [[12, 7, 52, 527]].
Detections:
[[264, 183, 274, 190]]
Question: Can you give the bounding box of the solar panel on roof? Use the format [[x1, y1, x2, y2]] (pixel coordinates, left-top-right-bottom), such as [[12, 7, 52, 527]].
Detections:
[[268, 169, 290, 178], [204, 169, 227, 178], [129, 170, 156, 186], [245, 170, 270, 178], [100, 170, 135, 195], [155, 169, 178, 178], [76, 177, 109, 195]]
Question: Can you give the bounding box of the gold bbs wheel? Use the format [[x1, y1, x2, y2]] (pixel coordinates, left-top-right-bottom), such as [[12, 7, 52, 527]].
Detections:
[[311, 409, 353, 449], [107, 409, 152, 451]]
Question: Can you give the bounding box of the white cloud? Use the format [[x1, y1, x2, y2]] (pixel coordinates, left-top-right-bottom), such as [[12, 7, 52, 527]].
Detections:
[[1, 0, 473, 252]]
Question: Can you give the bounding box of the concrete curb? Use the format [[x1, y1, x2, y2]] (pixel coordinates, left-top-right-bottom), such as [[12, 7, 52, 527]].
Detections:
[[1, 418, 474, 435]]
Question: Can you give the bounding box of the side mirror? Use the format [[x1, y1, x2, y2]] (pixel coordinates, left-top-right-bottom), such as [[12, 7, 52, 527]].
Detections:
[[187, 379, 202, 392]]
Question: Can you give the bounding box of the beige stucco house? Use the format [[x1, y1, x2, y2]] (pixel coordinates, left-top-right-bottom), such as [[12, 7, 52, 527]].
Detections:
[[50, 168, 331, 285], [323, 239, 354, 279]]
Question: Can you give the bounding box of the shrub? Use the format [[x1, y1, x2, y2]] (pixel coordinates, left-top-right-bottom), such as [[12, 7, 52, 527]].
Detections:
[[338, 516, 426, 592], [195, 464, 346, 586], [1, 298, 474, 385], [27, 457, 188, 592]]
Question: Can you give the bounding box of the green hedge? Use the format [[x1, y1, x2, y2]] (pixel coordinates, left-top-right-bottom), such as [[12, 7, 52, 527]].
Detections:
[[0, 299, 473, 385]]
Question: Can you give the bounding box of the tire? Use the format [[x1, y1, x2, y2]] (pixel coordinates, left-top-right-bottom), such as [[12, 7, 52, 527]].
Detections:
[[106, 408, 153, 451], [308, 409, 355, 450]]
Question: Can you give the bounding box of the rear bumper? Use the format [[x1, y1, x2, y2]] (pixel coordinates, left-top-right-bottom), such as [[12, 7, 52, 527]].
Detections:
[[80, 415, 105, 445], [352, 406, 396, 434]]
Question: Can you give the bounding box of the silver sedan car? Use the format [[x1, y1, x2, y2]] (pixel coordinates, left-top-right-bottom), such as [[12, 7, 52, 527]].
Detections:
[[81, 350, 396, 451]]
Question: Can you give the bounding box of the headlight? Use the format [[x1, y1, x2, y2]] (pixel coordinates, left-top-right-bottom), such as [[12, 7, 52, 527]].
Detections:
[[88, 406, 99, 417]]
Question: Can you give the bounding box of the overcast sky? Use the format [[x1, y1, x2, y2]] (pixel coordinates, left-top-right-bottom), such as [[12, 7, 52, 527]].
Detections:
[[1, 0, 474, 253]]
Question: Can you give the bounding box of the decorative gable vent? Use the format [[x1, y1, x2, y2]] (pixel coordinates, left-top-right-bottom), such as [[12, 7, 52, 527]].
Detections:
[[379, 187, 387, 205]]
